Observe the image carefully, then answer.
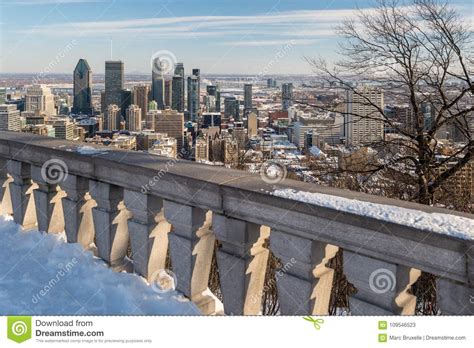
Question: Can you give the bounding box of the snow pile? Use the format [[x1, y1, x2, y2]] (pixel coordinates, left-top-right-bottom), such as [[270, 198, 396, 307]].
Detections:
[[0, 216, 199, 315], [76, 146, 109, 155], [272, 189, 474, 240]]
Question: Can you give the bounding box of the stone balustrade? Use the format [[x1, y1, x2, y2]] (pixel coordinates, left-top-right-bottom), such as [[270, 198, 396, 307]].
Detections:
[[0, 131, 472, 315]]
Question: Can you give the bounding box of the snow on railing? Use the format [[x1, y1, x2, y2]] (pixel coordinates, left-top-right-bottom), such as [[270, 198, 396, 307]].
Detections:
[[0, 130, 473, 315]]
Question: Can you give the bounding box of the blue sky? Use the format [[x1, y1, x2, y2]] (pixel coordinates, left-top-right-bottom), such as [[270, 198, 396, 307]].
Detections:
[[0, 0, 472, 75]]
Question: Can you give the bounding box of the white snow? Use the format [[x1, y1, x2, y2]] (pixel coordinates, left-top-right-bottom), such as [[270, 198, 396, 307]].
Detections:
[[0, 216, 199, 315], [76, 146, 109, 155], [272, 189, 474, 240]]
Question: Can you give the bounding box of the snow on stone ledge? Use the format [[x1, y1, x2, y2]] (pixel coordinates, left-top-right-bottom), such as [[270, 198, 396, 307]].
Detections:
[[0, 216, 199, 315], [76, 145, 109, 155], [272, 188, 474, 240]]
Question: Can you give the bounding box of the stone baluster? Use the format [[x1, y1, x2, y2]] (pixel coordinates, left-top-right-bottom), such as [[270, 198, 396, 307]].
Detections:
[[0, 158, 13, 216], [270, 230, 338, 315], [437, 247, 473, 315], [89, 180, 131, 270], [30, 165, 65, 233], [123, 190, 170, 280], [61, 174, 95, 248], [163, 200, 216, 314], [343, 250, 421, 315], [7, 160, 36, 228], [212, 214, 269, 315]]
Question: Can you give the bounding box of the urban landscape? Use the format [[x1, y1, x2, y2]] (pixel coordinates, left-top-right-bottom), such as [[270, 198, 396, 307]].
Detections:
[[0, 0, 472, 346]]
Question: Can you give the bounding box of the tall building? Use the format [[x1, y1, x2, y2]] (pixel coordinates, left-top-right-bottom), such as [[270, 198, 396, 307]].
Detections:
[[345, 87, 384, 146], [244, 84, 253, 109], [120, 89, 132, 118], [174, 63, 185, 109], [25, 85, 55, 116], [207, 85, 217, 96], [282, 83, 294, 111], [126, 104, 142, 131], [155, 109, 184, 150], [151, 56, 165, 109], [133, 85, 149, 121], [171, 75, 184, 112], [104, 104, 121, 131], [164, 80, 172, 107], [104, 61, 124, 111], [248, 111, 257, 137], [187, 75, 199, 121], [0, 104, 21, 131], [72, 58, 92, 114], [224, 97, 239, 120], [215, 88, 221, 112], [46, 118, 75, 140]]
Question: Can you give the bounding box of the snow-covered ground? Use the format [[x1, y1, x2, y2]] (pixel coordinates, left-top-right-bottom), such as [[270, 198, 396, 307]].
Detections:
[[273, 188, 474, 240], [0, 216, 199, 315]]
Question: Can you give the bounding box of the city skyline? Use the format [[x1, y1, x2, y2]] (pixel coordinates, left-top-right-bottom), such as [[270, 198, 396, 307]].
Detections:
[[2, 0, 471, 75]]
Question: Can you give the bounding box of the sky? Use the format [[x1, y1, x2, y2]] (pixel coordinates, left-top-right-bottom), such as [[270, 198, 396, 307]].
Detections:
[[0, 0, 472, 75]]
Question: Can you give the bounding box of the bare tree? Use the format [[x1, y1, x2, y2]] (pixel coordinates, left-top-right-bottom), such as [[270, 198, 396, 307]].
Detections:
[[304, 0, 473, 206]]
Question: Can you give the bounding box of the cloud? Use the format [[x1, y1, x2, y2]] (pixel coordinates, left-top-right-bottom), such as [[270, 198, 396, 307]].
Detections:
[[20, 9, 350, 39], [7, 0, 106, 4], [221, 39, 320, 47]]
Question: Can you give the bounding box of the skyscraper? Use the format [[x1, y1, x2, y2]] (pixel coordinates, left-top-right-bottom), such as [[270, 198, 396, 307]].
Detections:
[[187, 74, 199, 121], [104, 61, 124, 111], [164, 80, 172, 107], [0, 104, 21, 131], [345, 87, 384, 146], [120, 89, 132, 119], [126, 104, 142, 131], [244, 84, 253, 109], [104, 104, 121, 131], [25, 85, 55, 116], [282, 83, 294, 111], [155, 109, 184, 150], [174, 63, 185, 110], [133, 85, 149, 121], [224, 97, 239, 120], [151, 56, 165, 109], [171, 75, 184, 112], [72, 58, 92, 115]]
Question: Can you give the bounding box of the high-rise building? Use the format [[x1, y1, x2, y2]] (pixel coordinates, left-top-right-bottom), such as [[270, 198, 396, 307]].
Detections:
[[126, 104, 142, 131], [224, 97, 239, 120], [345, 87, 384, 146], [248, 111, 257, 137], [72, 58, 93, 114], [0, 104, 21, 131], [244, 84, 253, 109], [215, 88, 221, 112], [104, 104, 121, 131], [174, 63, 185, 109], [104, 61, 124, 111], [120, 89, 132, 118], [155, 109, 184, 150], [164, 80, 172, 107], [45, 117, 75, 140], [282, 83, 294, 111], [171, 75, 184, 112], [187, 74, 199, 121], [207, 85, 217, 96], [151, 56, 165, 109], [133, 85, 149, 121], [25, 85, 55, 116], [195, 136, 209, 162]]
